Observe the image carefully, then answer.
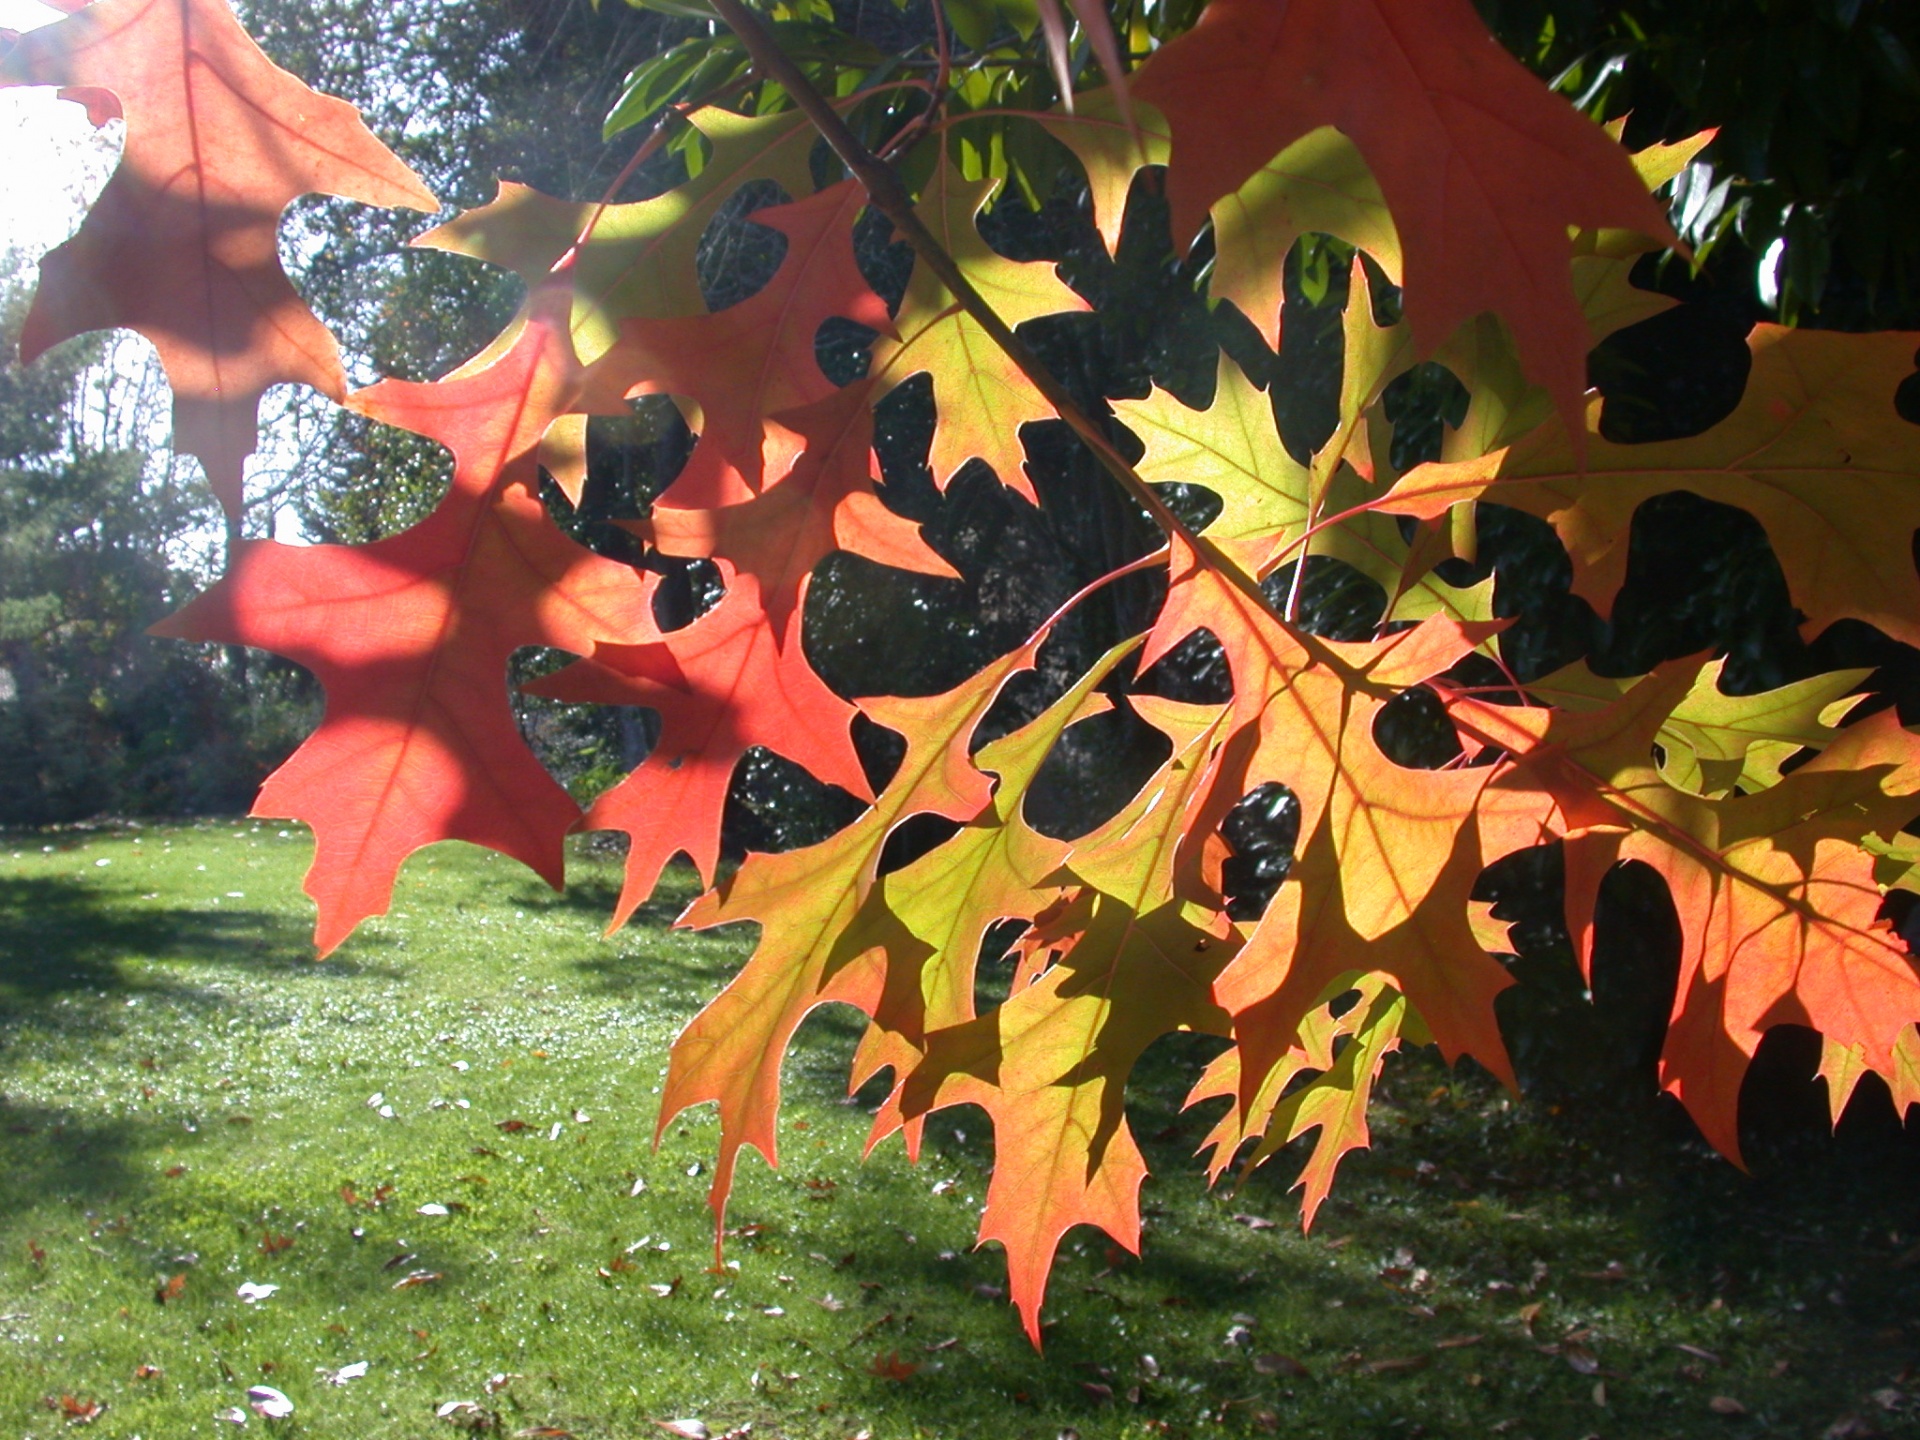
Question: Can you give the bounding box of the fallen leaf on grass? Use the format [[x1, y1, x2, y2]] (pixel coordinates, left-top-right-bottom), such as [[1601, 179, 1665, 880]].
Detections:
[[496, 1120, 528, 1133], [1366, 1356, 1430, 1375], [1710, 1396, 1749, 1415], [868, 1351, 919, 1381], [393, 1270, 443, 1289], [1231, 1213, 1277, 1230], [43, 1394, 105, 1423], [813, 1293, 846, 1311], [648, 1278, 682, 1298], [1253, 1353, 1309, 1376], [156, 1273, 187, 1304], [1822, 1419, 1883, 1440], [383, 1251, 418, 1271], [134, 1364, 162, 1380], [216, 1406, 249, 1425], [164, 1165, 187, 1178], [321, 1361, 369, 1385], [247, 1386, 294, 1420], [437, 1399, 494, 1429], [418, 1203, 451, 1216], [1435, 1333, 1482, 1350], [1678, 1343, 1723, 1364], [259, 1232, 294, 1255], [652, 1421, 710, 1439], [236, 1282, 279, 1304], [1560, 1344, 1601, 1376], [513, 1429, 574, 1438]]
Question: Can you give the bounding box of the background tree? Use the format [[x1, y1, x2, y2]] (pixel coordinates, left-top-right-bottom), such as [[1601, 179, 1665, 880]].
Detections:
[[0, 257, 307, 824]]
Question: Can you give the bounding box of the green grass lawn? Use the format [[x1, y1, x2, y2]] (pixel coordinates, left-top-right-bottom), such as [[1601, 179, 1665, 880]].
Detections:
[[1, 821, 1917, 1439]]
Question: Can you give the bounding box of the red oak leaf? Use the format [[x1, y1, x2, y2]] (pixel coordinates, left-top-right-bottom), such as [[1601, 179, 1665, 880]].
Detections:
[[597, 179, 894, 501], [0, 0, 437, 514], [526, 581, 872, 928], [154, 290, 656, 952], [1133, 0, 1676, 435], [640, 381, 957, 643]]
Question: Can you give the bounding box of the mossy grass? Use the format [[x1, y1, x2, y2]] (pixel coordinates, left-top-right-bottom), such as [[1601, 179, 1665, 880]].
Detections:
[[1, 821, 1916, 1438]]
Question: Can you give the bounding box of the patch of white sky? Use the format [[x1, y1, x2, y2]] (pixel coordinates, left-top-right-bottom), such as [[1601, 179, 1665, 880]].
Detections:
[[0, 2, 121, 260], [0, 0, 445, 550]]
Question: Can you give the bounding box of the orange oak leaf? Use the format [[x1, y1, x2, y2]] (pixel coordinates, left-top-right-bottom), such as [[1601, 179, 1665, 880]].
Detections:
[[1132, 0, 1676, 435], [849, 638, 1140, 1157], [1145, 536, 1511, 937], [1191, 974, 1426, 1228], [525, 582, 872, 927], [1141, 537, 1524, 1097], [153, 290, 656, 952], [1453, 663, 1920, 1163], [1381, 327, 1920, 648], [594, 179, 894, 500], [1215, 802, 1519, 1136], [0, 0, 437, 514], [640, 380, 958, 642], [898, 696, 1241, 1342], [656, 587, 1118, 1255]]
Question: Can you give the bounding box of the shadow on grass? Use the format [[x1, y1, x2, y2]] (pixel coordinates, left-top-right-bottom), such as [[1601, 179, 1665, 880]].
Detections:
[[0, 873, 401, 1221], [505, 858, 706, 933], [0, 873, 392, 1016], [0, 1098, 147, 1221]]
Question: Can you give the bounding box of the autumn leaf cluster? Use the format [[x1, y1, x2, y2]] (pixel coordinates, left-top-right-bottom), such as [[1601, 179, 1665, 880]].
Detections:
[[7, 0, 1920, 1342]]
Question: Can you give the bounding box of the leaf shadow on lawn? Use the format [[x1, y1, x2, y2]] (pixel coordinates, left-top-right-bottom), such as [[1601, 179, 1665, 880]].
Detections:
[[0, 1098, 148, 1226], [556, 879, 756, 1016], [0, 873, 401, 1221], [0, 873, 397, 1013]]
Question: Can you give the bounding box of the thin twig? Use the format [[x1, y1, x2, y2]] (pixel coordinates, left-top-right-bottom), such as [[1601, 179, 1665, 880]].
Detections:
[[877, 0, 951, 162]]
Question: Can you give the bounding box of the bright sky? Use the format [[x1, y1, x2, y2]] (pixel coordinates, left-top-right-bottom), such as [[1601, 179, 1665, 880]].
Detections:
[[0, 0, 122, 259], [0, 2, 303, 547]]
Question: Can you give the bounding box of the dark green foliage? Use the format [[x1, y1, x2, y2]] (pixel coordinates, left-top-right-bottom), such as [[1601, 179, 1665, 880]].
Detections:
[[0, 272, 310, 825], [1476, 0, 1920, 324]]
